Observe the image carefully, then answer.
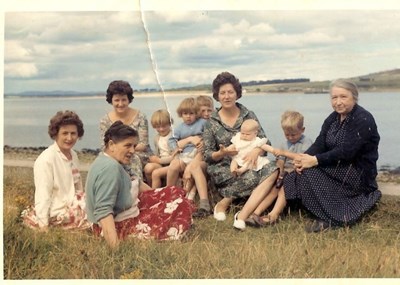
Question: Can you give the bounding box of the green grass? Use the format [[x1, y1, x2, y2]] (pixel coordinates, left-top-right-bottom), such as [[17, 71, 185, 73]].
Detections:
[[3, 166, 400, 279]]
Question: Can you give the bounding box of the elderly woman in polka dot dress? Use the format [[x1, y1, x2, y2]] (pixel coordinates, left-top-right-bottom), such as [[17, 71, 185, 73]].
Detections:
[[283, 78, 381, 232]]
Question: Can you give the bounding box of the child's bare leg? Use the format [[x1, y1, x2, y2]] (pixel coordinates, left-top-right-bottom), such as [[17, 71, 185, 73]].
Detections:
[[182, 161, 194, 191], [186, 185, 197, 200], [235, 162, 250, 176], [192, 165, 208, 200], [230, 160, 239, 176], [144, 163, 161, 186], [152, 166, 168, 188], [166, 159, 184, 186], [262, 188, 287, 223]]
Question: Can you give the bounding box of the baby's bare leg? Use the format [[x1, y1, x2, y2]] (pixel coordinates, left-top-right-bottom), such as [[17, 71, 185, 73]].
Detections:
[[230, 160, 239, 176], [235, 162, 250, 176]]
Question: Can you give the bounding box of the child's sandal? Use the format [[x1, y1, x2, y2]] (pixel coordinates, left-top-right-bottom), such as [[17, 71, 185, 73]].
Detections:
[[275, 171, 288, 188], [245, 213, 265, 227], [261, 214, 279, 225]]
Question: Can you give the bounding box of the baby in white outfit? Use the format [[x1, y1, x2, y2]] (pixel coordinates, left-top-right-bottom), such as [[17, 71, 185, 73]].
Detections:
[[227, 119, 276, 176]]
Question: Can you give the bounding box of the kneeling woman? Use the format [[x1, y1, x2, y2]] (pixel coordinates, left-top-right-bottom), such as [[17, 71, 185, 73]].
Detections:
[[85, 121, 194, 247]]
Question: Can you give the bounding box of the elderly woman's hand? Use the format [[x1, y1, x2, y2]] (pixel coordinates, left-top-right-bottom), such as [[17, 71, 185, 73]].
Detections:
[[294, 153, 318, 173]]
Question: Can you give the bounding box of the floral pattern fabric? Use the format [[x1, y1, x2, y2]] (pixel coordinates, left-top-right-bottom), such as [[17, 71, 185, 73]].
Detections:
[[99, 111, 153, 179], [203, 103, 276, 198], [21, 191, 91, 230], [92, 186, 195, 241]]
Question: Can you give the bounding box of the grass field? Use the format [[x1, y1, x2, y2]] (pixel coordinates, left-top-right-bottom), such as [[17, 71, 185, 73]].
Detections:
[[3, 164, 400, 280]]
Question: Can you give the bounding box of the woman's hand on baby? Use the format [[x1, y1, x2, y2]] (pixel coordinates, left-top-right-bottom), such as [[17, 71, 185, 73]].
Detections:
[[195, 139, 204, 152], [243, 147, 261, 169], [190, 136, 202, 147]]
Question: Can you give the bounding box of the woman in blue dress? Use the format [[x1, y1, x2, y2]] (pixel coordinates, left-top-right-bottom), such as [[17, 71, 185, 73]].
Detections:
[[283, 79, 381, 232]]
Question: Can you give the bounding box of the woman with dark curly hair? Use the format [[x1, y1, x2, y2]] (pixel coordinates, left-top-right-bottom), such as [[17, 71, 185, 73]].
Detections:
[[99, 80, 153, 179], [203, 72, 279, 225], [86, 121, 194, 247], [22, 110, 90, 231]]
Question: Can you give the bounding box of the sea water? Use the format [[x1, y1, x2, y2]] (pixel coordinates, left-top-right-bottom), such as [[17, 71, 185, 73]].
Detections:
[[3, 92, 399, 169]]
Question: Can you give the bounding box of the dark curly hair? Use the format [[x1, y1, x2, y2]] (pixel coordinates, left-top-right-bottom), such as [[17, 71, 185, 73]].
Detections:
[[48, 110, 84, 139], [104, 121, 138, 147], [212, 71, 242, 101], [106, 80, 134, 104]]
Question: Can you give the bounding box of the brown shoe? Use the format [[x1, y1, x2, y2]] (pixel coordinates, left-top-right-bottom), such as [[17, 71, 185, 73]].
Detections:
[[275, 171, 288, 188], [245, 213, 265, 227]]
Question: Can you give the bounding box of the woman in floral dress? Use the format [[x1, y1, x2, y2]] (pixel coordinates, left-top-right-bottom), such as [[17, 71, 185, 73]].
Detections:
[[203, 72, 278, 221], [86, 121, 194, 247], [99, 80, 152, 179]]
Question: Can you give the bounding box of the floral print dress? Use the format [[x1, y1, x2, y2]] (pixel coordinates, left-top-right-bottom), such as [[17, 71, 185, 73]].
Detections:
[[99, 110, 153, 179], [203, 103, 276, 198]]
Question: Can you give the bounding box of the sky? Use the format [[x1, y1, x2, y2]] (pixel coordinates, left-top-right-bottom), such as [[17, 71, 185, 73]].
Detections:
[[2, 0, 400, 94]]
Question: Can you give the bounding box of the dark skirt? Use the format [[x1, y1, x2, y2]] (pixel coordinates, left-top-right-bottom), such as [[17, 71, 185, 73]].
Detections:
[[283, 164, 381, 226]]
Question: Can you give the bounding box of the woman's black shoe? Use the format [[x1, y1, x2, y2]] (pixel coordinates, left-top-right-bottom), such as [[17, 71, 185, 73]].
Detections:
[[305, 219, 332, 233]]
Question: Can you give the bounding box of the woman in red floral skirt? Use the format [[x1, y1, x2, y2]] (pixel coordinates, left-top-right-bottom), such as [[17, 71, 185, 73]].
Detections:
[[85, 121, 194, 247]]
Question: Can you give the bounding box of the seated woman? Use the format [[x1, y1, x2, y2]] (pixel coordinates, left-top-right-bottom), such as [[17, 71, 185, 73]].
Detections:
[[21, 110, 89, 231], [99, 80, 153, 180], [85, 121, 194, 248], [203, 71, 278, 222], [283, 79, 381, 232]]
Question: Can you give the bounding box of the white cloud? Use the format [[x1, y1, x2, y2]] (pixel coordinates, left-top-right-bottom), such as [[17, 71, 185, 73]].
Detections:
[[4, 41, 32, 61], [5, 62, 38, 78], [3, 10, 400, 93], [215, 19, 275, 35]]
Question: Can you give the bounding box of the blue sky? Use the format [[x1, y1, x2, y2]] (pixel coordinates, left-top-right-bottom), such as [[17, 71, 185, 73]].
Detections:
[[3, 0, 400, 93]]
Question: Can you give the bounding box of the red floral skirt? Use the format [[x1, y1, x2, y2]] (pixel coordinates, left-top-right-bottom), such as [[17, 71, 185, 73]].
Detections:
[[93, 186, 195, 241]]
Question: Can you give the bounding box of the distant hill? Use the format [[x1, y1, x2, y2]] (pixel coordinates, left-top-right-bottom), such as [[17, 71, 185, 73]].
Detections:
[[169, 69, 400, 94], [243, 68, 400, 93], [5, 68, 400, 97], [4, 90, 103, 98]]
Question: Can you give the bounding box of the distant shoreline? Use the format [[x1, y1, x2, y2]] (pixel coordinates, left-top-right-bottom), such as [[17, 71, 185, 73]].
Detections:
[[3, 145, 400, 174], [4, 88, 400, 99]]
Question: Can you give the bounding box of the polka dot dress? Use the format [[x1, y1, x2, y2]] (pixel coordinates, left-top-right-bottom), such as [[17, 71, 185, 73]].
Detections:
[[283, 114, 381, 227]]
